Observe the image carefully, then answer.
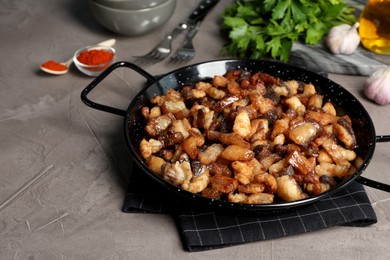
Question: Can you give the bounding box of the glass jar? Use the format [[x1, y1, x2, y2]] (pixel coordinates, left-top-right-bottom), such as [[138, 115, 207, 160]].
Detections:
[[359, 0, 390, 55]]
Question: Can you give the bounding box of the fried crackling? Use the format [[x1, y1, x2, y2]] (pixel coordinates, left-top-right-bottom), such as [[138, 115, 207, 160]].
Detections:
[[271, 118, 289, 140], [315, 162, 351, 178], [238, 183, 265, 194], [182, 167, 210, 194], [245, 193, 274, 204], [218, 132, 251, 149], [301, 83, 316, 97], [247, 158, 264, 176], [315, 136, 356, 164], [322, 101, 337, 116], [206, 86, 226, 100], [285, 96, 306, 115], [277, 175, 308, 202], [284, 80, 299, 96], [208, 162, 233, 177], [139, 70, 360, 204], [231, 160, 254, 185], [228, 192, 274, 204], [190, 104, 215, 129], [141, 106, 161, 120], [308, 94, 323, 108], [333, 117, 357, 149], [195, 81, 212, 91], [233, 109, 252, 139], [145, 113, 175, 138], [163, 161, 192, 186], [197, 143, 224, 165], [140, 138, 163, 159], [268, 158, 287, 176], [181, 130, 205, 160], [146, 155, 166, 176], [305, 109, 335, 126], [253, 173, 278, 193], [171, 119, 191, 140], [273, 85, 289, 97], [170, 150, 189, 163], [218, 95, 240, 111], [251, 119, 269, 147], [353, 156, 364, 169], [150, 88, 181, 106], [260, 153, 283, 170], [220, 145, 255, 162], [253, 95, 275, 114], [211, 175, 238, 193], [212, 75, 230, 88], [201, 187, 221, 200], [161, 100, 187, 115], [288, 122, 318, 147], [183, 87, 206, 99], [317, 150, 333, 163], [250, 119, 268, 136], [287, 150, 315, 175], [271, 134, 285, 149], [227, 192, 247, 203]]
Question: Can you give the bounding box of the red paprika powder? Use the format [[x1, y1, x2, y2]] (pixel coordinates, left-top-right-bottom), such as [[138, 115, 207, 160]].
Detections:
[[77, 49, 114, 65], [41, 60, 67, 71]]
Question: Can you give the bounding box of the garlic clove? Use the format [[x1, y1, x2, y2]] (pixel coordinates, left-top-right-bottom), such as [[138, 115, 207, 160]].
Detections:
[[326, 23, 360, 55], [364, 66, 390, 105]]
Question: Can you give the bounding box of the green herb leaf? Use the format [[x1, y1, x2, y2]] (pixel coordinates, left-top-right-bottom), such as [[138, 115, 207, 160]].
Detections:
[[272, 0, 291, 20], [221, 0, 356, 62]]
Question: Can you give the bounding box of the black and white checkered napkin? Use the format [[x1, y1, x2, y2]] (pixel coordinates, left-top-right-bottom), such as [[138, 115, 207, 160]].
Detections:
[[123, 164, 377, 252]]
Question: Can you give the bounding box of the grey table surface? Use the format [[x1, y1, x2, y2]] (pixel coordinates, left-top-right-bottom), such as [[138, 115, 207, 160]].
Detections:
[[1, 0, 389, 259]]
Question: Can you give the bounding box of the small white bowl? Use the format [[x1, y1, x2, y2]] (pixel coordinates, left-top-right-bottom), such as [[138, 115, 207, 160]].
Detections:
[[94, 0, 170, 10], [73, 45, 116, 76], [89, 0, 176, 36]]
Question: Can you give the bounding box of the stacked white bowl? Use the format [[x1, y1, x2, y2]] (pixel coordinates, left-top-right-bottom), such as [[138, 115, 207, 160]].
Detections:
[[90, 0, 176, 36]]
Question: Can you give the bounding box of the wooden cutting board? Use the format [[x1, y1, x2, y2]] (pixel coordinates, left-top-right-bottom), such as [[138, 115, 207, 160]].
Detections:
[[288, 0, 390, 76]]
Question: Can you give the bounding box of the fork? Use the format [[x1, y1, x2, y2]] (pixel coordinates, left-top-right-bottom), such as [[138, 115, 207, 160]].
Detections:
[[170, 21, 201, 62], [133, 23, 188, 63]]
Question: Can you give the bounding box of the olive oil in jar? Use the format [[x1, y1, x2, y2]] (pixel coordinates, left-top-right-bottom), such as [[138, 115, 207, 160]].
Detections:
[[359, 0, 390, 54]]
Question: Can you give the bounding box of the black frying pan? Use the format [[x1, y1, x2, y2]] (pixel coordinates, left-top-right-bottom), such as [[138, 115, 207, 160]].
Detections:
[[81, 59, 390, 214]]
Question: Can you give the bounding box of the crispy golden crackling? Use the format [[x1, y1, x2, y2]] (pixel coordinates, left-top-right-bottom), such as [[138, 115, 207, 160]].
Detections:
[[139, 70, 360, 204]]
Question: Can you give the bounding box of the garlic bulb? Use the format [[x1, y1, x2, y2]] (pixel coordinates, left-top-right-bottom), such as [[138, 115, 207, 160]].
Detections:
[[326, 23, 360, 55], [364, 66, 390, 105]]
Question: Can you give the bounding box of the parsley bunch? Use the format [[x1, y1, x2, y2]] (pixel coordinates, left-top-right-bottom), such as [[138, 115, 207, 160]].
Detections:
[[221, 0, 356, 62]]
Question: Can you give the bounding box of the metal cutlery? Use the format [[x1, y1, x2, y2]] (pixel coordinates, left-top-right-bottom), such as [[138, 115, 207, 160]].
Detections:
[[170, 21, 201, 61], [133, 0, 219, 64], [133, 23, 188, 63]]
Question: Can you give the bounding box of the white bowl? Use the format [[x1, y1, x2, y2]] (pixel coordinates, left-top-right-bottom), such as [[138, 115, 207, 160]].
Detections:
[[94, 0, 170, 10], [73, 45, 116, 76], [90, 0, 176, 36]]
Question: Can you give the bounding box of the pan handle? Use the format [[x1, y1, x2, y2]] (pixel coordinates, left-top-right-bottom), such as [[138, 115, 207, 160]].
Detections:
[[356, 176, 390, 192], [80, 61, 156, 117], [356, 135, 390, 192], [376, 135, 390, 142]]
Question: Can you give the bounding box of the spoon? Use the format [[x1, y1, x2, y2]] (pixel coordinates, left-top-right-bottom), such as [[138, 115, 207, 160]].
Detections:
[[40, 39, 116, 75]]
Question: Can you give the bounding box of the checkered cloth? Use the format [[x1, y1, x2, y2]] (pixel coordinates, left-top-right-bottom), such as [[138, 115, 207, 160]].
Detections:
[[123, 164, 377, 252]]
